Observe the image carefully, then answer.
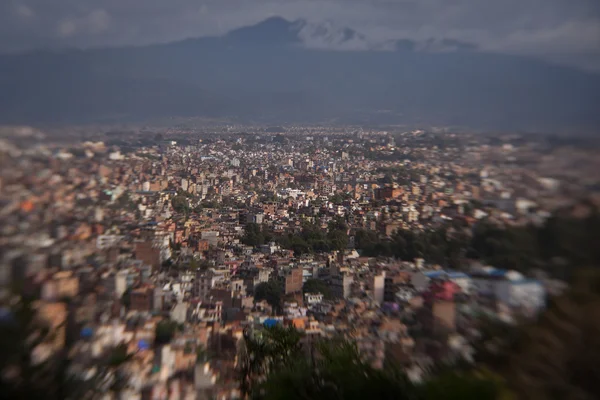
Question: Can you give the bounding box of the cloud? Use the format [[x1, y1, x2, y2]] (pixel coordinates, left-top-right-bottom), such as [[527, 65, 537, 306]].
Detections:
[[0, 0, 598, 70], [57, 9, 111, 38], [87, 9, 111, 34], [57, 20, 77, 37], [14, 4, 35, 19]]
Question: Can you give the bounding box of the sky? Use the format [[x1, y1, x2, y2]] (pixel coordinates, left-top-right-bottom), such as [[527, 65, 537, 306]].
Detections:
[[1, 0, 600, 71]]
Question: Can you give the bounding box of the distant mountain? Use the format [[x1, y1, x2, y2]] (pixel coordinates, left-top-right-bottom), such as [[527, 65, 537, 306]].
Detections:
[[0, 16, 599, 131], [224, 17, 303, 46]]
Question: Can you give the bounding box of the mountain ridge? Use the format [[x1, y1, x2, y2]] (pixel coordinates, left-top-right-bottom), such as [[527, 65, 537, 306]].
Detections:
[[0, 16, 598, 131]]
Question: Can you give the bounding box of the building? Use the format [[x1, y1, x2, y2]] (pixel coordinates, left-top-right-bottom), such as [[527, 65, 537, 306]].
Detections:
[[195, 269, 221, 300], [373, 272, 385, 305], [430, 300, 457, 334], [284, 267, 303, 295], [197, 239, 210, 252], [35, 301, 67, 353], [130, 286, 155, 312], [411, 270, 472, 294], [330, 273, 353, 299], [96, 234, 124, 250], [304, 292, 324, 306], [201, 231, 219, 247], [470, 267, 546, 312], [135, 241, 162, 271], [115, 269, 137, 298], [41, 271, 79, 301]]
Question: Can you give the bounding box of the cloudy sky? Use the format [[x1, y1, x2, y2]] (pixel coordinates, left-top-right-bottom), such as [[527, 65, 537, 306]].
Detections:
[[1, 0, 600, 70]]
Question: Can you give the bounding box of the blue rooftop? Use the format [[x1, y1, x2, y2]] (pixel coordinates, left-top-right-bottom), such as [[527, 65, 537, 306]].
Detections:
[[138, 339, 150, 350], [263, 319, 279, 328], [488, 269, 508, 277], [423, 270, 469, 279], [80, 327, 93, 338], [511, 279, 542, 286]]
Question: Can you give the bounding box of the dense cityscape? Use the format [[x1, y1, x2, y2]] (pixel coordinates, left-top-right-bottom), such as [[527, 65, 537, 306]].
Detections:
[[1, 124, 598, 399]]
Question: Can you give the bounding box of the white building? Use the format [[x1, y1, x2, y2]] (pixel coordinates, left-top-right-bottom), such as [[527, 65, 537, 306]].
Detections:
[[96, 234, 124, 250], [330, 273, 353, 299], [304, 293, 324, 306], [471, 267, 546, 313], [115, 269, 137, 297], [411, 270, 472, 294], [201, 231, 219, 247], [373, 272, 386, 305]]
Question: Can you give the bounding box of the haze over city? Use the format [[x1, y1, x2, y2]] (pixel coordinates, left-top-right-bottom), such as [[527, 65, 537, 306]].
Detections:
[[0, 0, 599, 131], [1, 2, 599, 400]]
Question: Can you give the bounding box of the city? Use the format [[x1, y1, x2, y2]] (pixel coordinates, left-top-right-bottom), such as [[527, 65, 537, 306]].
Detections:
[[1, 124, 598, 399]]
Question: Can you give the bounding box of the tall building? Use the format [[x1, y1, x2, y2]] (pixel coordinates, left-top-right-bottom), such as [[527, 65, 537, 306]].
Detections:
[[373, 272, 386, 305], [284, 268, 303, 295], [330, 273, 353, 299]]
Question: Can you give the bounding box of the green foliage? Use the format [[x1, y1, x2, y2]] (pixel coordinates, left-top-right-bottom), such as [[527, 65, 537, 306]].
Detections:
[[254, 281, 284, 312], [471, 315, 523, 374], [537, 205, 600, 277], [507, 268, 600, 400], [276, 219, 349, 256], [108, 343, 133, 367], [355, 226, 468, 269], [245, 330, 508, 400], [201, 199, 219, 209], [329, 193, 351, 205], [256, 338, 418, 400], [355, 204, 600, 276], [121, 287, 132, 309], [302, 278, 332, 300], [0, 297, 84, 400], [470, 205, 600, 275], [419, 370, 507, 400], [154, 319, 180, 345], [114, 192, 137, 211], [239, 326, 304, 397], [196, 345, 213, 363], [242, 223, 266, 247], [468, 221, 540, 271], [171, 194, 189, 213]]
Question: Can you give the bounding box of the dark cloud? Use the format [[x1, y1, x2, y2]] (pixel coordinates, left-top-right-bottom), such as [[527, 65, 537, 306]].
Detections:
[[1, 0, 599, 70]]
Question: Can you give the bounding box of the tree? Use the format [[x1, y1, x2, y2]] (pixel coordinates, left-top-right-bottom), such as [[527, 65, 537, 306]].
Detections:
[[468, 221, 540, 272], [0, 296, 86, 400], [196, 345, 214, 364], [238, 325, 303, 398], [507, 268, 600, 400], [121, 287, 132, 309], [329, 193, 344, 205], [355, 230, 380, 251], [254, 281, 284, 312], [242, 223, 265, 247], [419, 369, 511, 400], [257, 338, 417, 400], [107, 343, 133, 368], [171, 195, 189, 213], [241, 324, 519, 400], [302, 279, 332, 300], [328, 229, 349, 252], [154, 319, 180, 345]]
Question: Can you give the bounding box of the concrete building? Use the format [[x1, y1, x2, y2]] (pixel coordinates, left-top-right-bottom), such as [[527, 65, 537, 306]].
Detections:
[[470, 267, 546, 312], [284, 267, 303, 295], [115, 269, 137, 298], [130, 286, 155, 312], [304, 292, 324, 306], [411, 270, 472, 294], [330, 273, 353, 299], [373, 272, 386, 305]]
